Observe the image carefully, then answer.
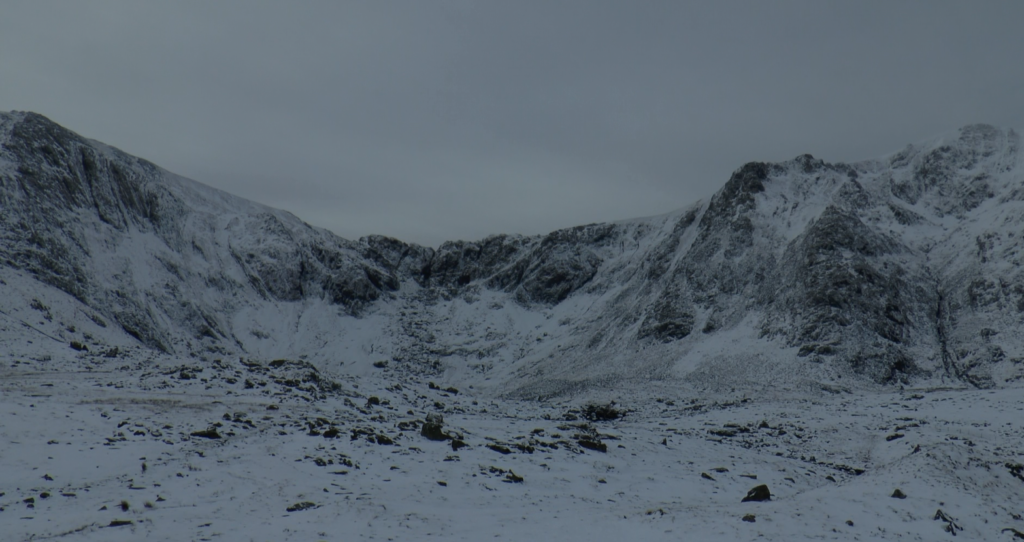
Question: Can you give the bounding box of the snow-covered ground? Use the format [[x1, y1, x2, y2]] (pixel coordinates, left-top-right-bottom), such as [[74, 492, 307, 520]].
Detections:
[[2, 340, 1022, 541], [4, 113, 1024, 540]]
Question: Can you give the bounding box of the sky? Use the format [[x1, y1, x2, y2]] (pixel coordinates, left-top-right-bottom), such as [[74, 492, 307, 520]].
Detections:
[[3, 1, 1023, 247]]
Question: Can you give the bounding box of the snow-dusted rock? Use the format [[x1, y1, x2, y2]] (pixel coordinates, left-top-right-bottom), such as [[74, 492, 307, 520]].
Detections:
[[2, 111, 1023, 393]]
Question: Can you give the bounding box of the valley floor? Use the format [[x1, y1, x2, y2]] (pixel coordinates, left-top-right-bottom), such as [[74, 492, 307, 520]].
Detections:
[[1, 350, 1023, 542]]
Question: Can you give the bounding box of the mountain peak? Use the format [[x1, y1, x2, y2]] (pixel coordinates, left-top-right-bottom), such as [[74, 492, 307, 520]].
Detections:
[[2, 114, 1022, 393]]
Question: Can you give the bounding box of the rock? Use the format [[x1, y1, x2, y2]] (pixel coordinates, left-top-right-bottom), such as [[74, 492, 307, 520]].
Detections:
[[885, 433, 905, 441], [107, 520, 133, 527], [503, 471, 524, 483], [742, 484, 771, 502], [701, 472, 716, 481], [742, 514, 756, 523], [487, 444, 513, 454], [638, 298, 695, 342], [190, 428, 222, 439], [582, 403, 620, 421], [891, 488, 907, 499], [286, 502, 317, 512], [351, 427, 375, 441], [70, 341, 88, 351], [420, 413, 448, 441], [1007, 462, 1024, 482], [933, 509, 963, 535], [1002, 528, 1024, 540], [577, 439, 607, 453], [451, 439, 467, 451], [322, 428, 340, 439]]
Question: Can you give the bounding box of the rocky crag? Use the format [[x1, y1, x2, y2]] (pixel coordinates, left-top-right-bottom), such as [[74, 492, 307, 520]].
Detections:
[[1, 112, 1022, 394]]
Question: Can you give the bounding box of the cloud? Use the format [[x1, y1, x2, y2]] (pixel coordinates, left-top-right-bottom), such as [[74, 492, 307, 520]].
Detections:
[[2, 1, 1023, 246]]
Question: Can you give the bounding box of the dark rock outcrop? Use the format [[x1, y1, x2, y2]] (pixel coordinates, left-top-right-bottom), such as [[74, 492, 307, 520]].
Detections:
[[741, 484, 771, 502]]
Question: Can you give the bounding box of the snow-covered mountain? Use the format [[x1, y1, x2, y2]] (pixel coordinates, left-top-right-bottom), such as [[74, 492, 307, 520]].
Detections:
[[2, 111, 1023, 394], [4, 112, 1024, 541]]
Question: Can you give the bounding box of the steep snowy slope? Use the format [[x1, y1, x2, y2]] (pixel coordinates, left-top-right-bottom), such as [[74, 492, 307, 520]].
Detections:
[[1, 112, 1022, 396], [0, 112, 401, 354]]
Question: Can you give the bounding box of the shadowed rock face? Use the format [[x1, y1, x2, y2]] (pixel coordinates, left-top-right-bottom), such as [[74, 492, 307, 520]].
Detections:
[[0, 112, 397, 351], [2, 112, 1023, 389], [762, 205, 935, 382], [2, 113, 169, 349], [638, 297, 695, 342]]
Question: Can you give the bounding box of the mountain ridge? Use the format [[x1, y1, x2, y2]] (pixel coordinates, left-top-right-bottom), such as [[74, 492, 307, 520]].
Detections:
[[2, 111, 1022, 396]]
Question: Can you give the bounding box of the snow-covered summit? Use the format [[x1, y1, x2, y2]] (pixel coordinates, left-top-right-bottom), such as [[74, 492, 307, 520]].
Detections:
[[2, 112, 1022, 394]]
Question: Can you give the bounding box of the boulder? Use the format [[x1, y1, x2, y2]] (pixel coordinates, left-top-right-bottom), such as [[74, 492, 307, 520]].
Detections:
[[420, 413, 448, 441], [741, 484, 771, 502]]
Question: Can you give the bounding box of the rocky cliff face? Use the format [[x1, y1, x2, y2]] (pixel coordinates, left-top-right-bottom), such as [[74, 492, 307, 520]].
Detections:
[[1, 112, 1022, 393], [0, 112, 398, 353]]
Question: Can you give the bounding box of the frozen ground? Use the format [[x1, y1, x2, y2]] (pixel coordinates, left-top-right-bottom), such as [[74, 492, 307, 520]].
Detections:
[[2, 346, 1023, 541], [2, 113, 1024, 540]]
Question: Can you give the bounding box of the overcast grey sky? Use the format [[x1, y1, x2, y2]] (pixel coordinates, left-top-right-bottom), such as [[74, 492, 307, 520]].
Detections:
[[3, 2, 1023, 246]]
